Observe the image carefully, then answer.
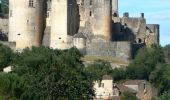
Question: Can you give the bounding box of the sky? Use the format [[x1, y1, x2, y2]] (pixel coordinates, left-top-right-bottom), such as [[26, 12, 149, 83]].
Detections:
[[119, 0, 170, 46]]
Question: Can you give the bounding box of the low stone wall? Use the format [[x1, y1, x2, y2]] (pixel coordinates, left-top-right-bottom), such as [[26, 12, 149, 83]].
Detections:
[[86, 40, 132, 61], [0, 41, 16, 50]]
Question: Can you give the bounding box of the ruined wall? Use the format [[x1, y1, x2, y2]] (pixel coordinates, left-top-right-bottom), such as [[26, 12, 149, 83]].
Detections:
[[50, 0, 79, 49], [9, 0, 44, 49], [0, 41, 16, 50], [112, 13, 147, 44], [86, 40, 132, 61], [145, 24, 159, 46]]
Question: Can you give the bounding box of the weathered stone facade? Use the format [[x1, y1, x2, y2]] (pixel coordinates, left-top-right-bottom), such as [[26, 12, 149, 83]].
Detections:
[[8, 0, 45, 49], [0, 0, 159, 64]]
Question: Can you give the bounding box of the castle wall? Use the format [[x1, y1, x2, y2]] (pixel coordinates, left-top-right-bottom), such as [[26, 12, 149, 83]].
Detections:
[[92, 0, 112, 40], [0, 18, 8, 34], [0, 41, 16, 51], [112, 14, 146, 43], [145, 24, 159, 46], [9, 0, 44, 49], [78, 0, 112, 41], [86, 41, 132, 61], [46, 0, 51, 27], [77, 0, 86, 27], [50, 0, 79, 49]]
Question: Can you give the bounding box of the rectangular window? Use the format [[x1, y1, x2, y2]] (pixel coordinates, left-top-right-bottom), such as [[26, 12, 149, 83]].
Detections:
[[90, 0, 92, 5], [98, 83, 104, 88], [90, 11, 92, 16], [29, 0, 34, 7]]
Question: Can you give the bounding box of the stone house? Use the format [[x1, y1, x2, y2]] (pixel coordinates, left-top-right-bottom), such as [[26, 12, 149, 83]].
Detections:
[[123, 80, 158, 100], [94, 76, 157, 100], [94, 75, 114, 100]]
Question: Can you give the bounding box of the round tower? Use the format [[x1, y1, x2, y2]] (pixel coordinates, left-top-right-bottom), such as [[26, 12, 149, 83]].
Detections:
[[9, 0, 44, 49], [92, 0, 112, 41], [50, 0, 79, 49], [50, 0, 68, 49], [112, 0, 118, 16]]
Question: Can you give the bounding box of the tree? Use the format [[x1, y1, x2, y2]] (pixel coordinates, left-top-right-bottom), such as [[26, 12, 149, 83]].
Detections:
[[120, 92, 138, 100], [158, 91, 170, 100], [85, 60, 113, 80], [8, 46, 94, 100], [0, 44, 13, 70], [164, 44, 170, 63], [149, 64, 170, 94], [126, 45, 165, 80]]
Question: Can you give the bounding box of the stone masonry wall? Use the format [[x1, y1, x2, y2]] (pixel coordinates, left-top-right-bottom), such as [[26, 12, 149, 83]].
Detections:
[[0, 18, 8, 34], [86, 39, 132, 61]]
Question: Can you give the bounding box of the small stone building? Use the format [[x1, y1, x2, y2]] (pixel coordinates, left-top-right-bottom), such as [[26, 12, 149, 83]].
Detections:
[[94, 75, 114, 100]]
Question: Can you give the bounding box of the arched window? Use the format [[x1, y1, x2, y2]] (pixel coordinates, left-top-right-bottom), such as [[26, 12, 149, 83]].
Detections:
[[29, 0, 34, 7]]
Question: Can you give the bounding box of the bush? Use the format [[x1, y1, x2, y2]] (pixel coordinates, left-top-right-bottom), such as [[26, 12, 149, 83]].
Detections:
[[120, 92, 138, 100], [0, 44, 13, 70]]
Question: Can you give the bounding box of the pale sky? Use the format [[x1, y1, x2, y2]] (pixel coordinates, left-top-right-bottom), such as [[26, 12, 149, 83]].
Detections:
[[119, 0, 170, 46]]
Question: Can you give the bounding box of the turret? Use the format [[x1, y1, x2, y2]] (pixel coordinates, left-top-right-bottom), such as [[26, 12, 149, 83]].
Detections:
[[112, 0, 118, 17], [92, 0, 112, 41], [9, 0, 44, 50], [50, 0, 79, 49]]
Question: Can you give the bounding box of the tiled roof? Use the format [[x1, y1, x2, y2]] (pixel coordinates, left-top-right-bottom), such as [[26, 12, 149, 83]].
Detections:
[[123, 80, 146, 85], [73, 33, 86, 38], [117, 84, 137, 93]]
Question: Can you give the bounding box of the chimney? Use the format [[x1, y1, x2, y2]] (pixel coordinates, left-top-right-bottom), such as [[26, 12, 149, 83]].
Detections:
[[123, 12, 129, 17], [141, 13, 144, 18]]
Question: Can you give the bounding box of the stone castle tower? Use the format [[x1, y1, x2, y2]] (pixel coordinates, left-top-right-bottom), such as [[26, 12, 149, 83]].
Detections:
[[8, 0, 44, 49], [77, 0, 112, 41], [4, 0, 159, 64], [50, 0, 79, 49]]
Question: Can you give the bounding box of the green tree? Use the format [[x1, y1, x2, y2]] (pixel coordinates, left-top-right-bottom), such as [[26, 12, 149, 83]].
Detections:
[[0, 44, 13, 70], [126, 45, 165, 80], [158, 91, 170, 100], [149, 64, 170, 94], [10, 47, 94, 100], [120, 92, 138, 100], [85, 60, 113, 80], [110, 68, 126, 81], [0, 0, 8, 15]]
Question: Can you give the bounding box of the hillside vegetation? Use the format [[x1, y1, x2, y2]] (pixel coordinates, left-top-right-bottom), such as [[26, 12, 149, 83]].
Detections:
[[0, 44, 169, 99]]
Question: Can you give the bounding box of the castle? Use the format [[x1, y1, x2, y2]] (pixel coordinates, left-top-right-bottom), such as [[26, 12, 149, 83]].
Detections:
[[0, 0, 159, 64]]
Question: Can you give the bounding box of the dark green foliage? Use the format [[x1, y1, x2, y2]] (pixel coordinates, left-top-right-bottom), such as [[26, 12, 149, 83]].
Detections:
[[85, 60, 113, 80], [158, 91, 170, 100], [0, 0, 8, 15], [110, 68, 126, 81], [0, 73, 26, 99], [0, 44, 13, 70], [164, 44, 170, 63], [120, 92, 138, 100], [126, 45, 165, 80], [149, 64, 170, 94], [7, 46, 94, 100]]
